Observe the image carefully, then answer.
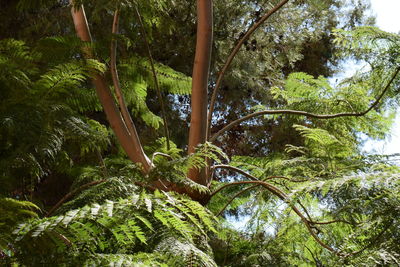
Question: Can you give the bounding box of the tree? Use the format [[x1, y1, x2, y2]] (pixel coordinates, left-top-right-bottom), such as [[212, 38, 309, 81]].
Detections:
[[1, 0, 400, 265]]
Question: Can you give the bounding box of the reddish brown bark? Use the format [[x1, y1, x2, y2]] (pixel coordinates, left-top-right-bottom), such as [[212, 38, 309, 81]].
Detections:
[[70, 3, 152, 172], [187, 0, 213, 185]]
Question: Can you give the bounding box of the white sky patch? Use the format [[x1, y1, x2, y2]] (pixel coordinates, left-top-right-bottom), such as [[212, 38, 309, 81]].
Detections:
[[362, 0, 400, 154], [370, 0, 400, 34]]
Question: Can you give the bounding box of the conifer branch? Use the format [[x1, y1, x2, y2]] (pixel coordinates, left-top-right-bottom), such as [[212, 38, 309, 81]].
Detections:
[[207, 0, 290, 140], [134, 5, 171, 150], [210, 67, 400, 142]]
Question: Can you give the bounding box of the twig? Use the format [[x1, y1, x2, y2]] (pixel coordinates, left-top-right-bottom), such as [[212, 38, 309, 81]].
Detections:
[[46, 179, 106, 217], [216, 185, 260, 216], [345, 221, 392, 257], [207, 0, 290, 140], [151, 152, 173, 166], [265, 175, 307, 183], [134, 5, 171, 150], [210, 67, 400, 142], [209, 168, 342, 255], [297, 200, 352, 226]]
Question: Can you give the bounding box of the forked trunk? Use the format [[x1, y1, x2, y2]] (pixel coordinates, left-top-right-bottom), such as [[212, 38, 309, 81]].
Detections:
[[70, 3, 152, 173]]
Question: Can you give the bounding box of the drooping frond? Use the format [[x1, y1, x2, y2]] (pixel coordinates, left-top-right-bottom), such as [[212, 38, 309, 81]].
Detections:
[[121, 55, 192, 95], [10, 190, 218, 266]]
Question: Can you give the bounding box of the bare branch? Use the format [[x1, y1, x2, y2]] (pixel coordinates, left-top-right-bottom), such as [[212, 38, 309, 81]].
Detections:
[[207, 0, 290, 140], [134, 5, 171, 150], [210, 67, 400, 142]]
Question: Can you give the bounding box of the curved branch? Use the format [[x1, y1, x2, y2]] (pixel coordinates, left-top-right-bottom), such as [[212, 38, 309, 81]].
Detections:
[[134, 5, 171, 150], [151, 152, 173, 166], [297, 200, 352, 226], [110, 9, 138, 140], [212, 164, 259, 181], [210, 167, 342, 255], [211, 180, 340, 254], [207, 0, 290, 140], [211, 67, 400, 142], [265, 175, 307, 183], [216, 185, 260, 216], [345, 221, 392, 257], [69, 2, 152, 172]]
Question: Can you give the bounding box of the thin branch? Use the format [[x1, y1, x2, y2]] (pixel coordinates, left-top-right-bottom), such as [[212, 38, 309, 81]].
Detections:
[[212, 164, 259, 181], [265, 175, 307, 183], [216, 185, 260, 216], [211, 180, 340, 254], [134, 5, 171, 150], [210, 167, 342, 255], [207, 0, 290, 140], [211, 67, 400, 142], [110, 9, 138, 139], [345, 221, 392, 257], [151, 152, 173, 166], [46, 179, 106, 217], [297, 200, 352, 226]]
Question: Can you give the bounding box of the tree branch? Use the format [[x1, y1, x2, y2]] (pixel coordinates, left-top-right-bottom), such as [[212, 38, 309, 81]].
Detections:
[[134, 5, 171, 150], [216, 184, 260, 216], [69, 2, 152, 172], [345, 221, 392, 257], [210, 168, 342, 255], [187, 0, 213, 186], [207, 0, 290, 140], [210, 67, 400, 142], [110, 9, 139, 142]]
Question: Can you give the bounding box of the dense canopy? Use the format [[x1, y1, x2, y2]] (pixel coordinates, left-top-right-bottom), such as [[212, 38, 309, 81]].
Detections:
[[1, 0, 400, 266]]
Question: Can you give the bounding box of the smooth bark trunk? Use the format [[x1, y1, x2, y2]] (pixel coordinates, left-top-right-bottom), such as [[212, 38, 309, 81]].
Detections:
[[70, 3, 152, 172], [187, 0, 213, 185]]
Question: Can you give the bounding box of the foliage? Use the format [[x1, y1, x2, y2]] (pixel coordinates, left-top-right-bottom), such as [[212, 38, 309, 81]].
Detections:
[[1, 0, 400, 266], [6, 189, 217, 266]]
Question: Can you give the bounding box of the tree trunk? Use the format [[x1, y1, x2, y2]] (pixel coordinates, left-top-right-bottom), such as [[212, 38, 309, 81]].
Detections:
[[70, 3, 152, 173], [187, 0, 213, 185]]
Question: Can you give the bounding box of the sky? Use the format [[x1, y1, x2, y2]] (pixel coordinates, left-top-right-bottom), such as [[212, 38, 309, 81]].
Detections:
[[362, 0, 400, 154], [229, 0, 400, 231]]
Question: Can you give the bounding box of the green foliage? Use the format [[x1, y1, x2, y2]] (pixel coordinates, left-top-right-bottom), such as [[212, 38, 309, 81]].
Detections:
[[1, 2, 400, 266], [7, 190, 217, 266], [0, 38, 110, 201], [118, 55, 192, 129], [148, 142, 229, 194]]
